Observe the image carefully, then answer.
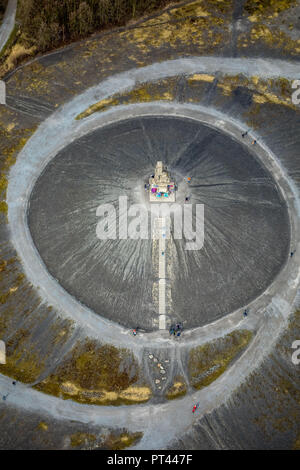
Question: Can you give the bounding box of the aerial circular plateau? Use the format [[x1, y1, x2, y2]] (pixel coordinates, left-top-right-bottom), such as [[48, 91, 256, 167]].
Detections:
[[27, 115, 290, 331]]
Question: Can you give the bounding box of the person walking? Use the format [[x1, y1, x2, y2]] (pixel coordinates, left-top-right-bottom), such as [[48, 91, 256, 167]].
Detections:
[[192, 403, 199, 413]]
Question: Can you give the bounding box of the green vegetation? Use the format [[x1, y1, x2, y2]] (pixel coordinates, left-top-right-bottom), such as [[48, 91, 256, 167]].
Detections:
[[70, 432, 96, 448], [76, 79, 177, 119], [69, 430, 142, 449], [166, 376, 187, 400], [244, 0, 296, 17], [0, 1, 235, 75], [293, 432, 300, 450], [0, 0, 183, 74], [34, 339, 152, 405], [104, 431, 143, 450], [37, 422, 49, 431], [0, 133, 33, 220], [70, 431, 143, 450], [238, 1, 300, 56], [0, 200, 7, 215], [16, 0, 180, 52], [0, 327, 46, 383], [188, 330, 253, 390], [0, 25, 19, 59]]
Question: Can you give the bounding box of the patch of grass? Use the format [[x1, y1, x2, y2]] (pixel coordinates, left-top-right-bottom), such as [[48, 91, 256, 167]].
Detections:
[[0, 200, 7, 215], [70, 432, 96, 448], [172, 0, 232, 18], [104, 431, 143, 450], [76, 97, 120, 120], [0, 272, 25, 304], [188, 73, 215, 84], [37, 422, 49, 431], [69, 430, 142, 449], [120, 0, 230, 54], [238, 20, 300, 55], [0, 41, 36, 75], [293, 432, 300, 450], [166, 376, 187, 400], [218, 74, 295, 107], [188, 330, 253, 390], [250, 24, 300, 53], [76, 78, 177, 119], [0, 327, 46, 383], [0, 25, 19, 60], [244, 0, 296, 17], [0, 132, 34, 221], [34, 339, 152, 405], [77, 72, 296, 123]]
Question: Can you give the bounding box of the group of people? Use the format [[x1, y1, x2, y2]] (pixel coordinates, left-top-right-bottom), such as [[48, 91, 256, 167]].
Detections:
[[241, 130, 257, 145], [2, 381, 17, 401], [169, 322, 183, 337]]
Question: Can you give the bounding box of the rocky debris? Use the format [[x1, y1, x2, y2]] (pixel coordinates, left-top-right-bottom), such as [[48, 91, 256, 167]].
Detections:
[[147, 352, 171, 390]]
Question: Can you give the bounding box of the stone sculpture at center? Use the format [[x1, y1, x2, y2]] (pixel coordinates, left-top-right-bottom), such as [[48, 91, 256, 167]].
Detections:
[[148, 161, 176, 203]]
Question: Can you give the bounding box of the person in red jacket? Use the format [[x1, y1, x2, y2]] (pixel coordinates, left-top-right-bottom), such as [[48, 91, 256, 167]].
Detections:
[[192, 403, 199, 413]]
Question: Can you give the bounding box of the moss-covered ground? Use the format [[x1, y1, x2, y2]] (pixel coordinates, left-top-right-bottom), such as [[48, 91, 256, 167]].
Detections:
[[188, 330, 253, 390]]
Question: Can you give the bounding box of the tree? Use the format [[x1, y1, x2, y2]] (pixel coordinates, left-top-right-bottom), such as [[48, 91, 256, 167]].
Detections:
[[77, 2, 93, 36]]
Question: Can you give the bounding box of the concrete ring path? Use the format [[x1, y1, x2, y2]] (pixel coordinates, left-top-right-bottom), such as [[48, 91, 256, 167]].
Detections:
[[0, 0, 17, 53]]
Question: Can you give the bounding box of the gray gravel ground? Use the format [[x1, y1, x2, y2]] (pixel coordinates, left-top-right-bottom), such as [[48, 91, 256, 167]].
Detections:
[[28, 116, 290, 331]]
